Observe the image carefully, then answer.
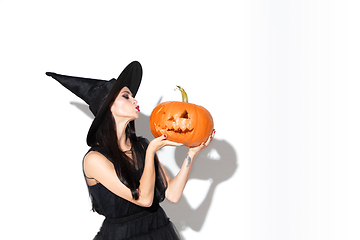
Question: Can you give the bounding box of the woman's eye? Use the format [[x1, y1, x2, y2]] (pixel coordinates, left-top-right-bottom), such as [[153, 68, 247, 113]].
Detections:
[[122, 94, 129, 99]]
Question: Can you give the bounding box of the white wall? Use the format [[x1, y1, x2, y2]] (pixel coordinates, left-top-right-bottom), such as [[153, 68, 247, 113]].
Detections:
[[1, 1, 358, 239]]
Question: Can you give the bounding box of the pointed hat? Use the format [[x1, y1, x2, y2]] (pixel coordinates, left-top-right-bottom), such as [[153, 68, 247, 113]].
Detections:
[[46, 61, 142, 146]]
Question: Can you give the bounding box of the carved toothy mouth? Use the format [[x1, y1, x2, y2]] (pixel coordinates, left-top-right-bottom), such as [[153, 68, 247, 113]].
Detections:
[[166, 127, 194, 134], [155, 125, 194, 135], [165, 110, 193, 134], [154, 109, 194, 135]]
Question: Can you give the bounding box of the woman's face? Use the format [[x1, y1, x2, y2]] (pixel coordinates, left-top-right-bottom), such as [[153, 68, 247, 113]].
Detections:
[[110, 87, 140, 122]]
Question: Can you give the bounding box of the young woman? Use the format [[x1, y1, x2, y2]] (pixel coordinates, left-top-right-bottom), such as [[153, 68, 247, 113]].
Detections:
[[46, 61, 215, 240]]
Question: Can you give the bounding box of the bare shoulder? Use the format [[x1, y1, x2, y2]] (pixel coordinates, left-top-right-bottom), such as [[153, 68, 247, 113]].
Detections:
[[84, 150, 107, 162], [84, 151, 114, 177]]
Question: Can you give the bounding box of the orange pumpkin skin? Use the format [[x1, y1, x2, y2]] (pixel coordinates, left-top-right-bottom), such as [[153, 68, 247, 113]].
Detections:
[[149, 101, 214, 147]]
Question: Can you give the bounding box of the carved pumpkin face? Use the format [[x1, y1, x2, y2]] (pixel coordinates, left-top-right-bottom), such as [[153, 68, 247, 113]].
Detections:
[[149, 101, 214, 147]]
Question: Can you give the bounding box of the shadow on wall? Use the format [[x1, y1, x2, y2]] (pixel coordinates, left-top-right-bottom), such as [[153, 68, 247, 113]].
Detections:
[[71, 101, 238, 239]]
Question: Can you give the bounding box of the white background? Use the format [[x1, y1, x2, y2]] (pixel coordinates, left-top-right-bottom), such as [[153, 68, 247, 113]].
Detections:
[[1, 1, 359, 239]]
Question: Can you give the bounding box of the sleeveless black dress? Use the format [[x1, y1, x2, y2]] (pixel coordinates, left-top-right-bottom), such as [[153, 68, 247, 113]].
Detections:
[[84, 145, 180, 240]]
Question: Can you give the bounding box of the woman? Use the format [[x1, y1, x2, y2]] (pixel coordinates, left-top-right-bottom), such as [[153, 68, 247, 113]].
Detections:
[[46, 61, 215, 240]]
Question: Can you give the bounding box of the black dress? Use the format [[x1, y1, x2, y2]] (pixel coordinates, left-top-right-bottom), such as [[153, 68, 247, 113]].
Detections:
[[84, 145, 180, 240]]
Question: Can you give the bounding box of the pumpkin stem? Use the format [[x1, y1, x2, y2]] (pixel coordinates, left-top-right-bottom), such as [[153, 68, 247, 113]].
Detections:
[[176, 86, 188, 103]]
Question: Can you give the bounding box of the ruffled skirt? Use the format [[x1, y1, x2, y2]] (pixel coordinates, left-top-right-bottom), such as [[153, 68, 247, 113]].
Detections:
[[93, 206, 180, 240]]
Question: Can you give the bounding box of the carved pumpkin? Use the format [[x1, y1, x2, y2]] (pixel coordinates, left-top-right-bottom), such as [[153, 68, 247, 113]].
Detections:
[[149, 86, 214, 147]]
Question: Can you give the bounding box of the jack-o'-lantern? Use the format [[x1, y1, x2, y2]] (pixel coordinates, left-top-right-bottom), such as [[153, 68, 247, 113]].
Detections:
[[149, 86, 214, 147]]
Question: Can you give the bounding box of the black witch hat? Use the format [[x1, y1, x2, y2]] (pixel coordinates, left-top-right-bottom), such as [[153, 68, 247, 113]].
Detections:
[[46, 61, 143, 146]]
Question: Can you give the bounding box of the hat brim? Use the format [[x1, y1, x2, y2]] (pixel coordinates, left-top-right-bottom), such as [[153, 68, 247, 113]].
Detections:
[[86, 61, 143, 146]]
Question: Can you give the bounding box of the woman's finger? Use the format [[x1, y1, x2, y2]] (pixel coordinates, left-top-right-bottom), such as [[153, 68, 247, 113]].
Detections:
[[159, 134, 168, 140], [203, 129, 216, 146], [163, 140, 184, 147]]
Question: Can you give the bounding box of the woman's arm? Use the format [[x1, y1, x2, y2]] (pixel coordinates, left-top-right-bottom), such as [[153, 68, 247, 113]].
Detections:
[[84, 150, 155, 207], [83, 134, 182, 208], [163, 130, 216, 203], [162, 151, 197, 203]]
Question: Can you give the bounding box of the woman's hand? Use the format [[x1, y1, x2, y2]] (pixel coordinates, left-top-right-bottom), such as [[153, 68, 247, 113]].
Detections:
[[188, 129, 216, 157], [148, 134, 184, 152]]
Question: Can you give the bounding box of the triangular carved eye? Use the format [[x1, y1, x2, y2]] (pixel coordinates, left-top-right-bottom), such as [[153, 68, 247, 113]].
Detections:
[[180, 110, 189, 119]]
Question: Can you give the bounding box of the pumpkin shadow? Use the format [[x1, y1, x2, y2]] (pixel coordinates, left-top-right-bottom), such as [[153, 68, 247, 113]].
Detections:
[[71, 101, 238, 239]]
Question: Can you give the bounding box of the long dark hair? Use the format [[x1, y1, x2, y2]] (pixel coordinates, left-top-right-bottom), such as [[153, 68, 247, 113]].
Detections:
[[88, 101, 168, 213]]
